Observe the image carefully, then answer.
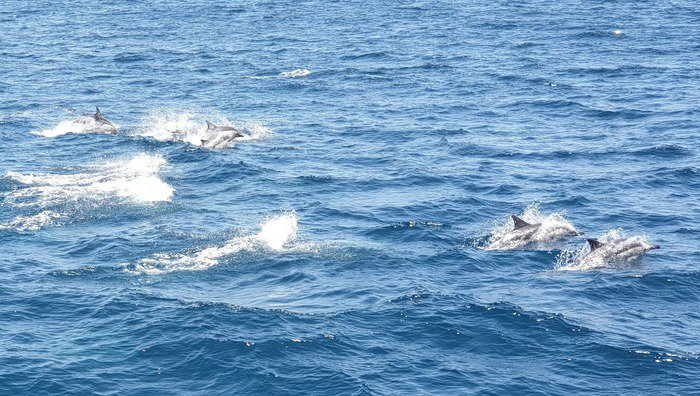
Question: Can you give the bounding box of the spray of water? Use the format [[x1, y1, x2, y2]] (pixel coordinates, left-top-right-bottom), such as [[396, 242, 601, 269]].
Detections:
[[127, 212, 302, 274]]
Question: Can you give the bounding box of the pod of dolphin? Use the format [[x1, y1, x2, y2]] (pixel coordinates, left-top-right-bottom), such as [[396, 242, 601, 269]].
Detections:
[[490, 215, 660, 267], [68, 108, 663, 269], [82, 107, 248, 149]]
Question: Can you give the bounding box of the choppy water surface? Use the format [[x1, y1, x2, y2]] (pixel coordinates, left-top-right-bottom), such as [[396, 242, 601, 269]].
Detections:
[[1, 1, 698, 394]]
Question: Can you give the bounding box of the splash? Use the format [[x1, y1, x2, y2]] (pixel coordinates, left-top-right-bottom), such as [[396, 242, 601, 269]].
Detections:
[[0, 211, 66, 232], [258, 212, 299, 250], [279, 68, 311, 78], [482, 203, 580, 250], [557, 229, 657, 271], [135, 109, 270, 148], [127, 212, 300, 274], [33, 116, 118, 137], [3, 153, 174, 207]]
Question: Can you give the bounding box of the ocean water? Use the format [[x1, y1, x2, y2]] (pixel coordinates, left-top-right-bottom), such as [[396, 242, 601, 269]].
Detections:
[[1, 0, 698, 394]]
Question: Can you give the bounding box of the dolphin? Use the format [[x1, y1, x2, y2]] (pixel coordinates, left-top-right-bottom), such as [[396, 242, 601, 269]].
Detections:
[[89, 107, 117, 134], [583, 237, 660, 262], [485, 215, 582, 250], [511, 215, 582, 241], [200, 121, 245, 148]]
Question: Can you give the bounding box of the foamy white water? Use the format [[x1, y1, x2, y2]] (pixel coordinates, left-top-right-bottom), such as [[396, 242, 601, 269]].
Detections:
[[128, 212, 300, 274], [3, 153, 174, 207], [279, 68, 311, 78], [33, 116, 118, 137], [0, 211, 66, 232], [135, 110, 270, 149], [483, 204, 580, 250]]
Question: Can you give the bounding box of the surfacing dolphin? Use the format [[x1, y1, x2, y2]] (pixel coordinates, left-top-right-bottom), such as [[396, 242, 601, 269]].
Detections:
[[485, 215, 582, 250], [200, 121, 245, 148], [77, 107, 117, 134], [583, 237, 660, 263]]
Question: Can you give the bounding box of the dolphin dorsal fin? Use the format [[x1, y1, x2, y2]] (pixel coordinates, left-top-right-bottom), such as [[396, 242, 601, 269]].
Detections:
[[512, 215, 531, 230], [95, 107, 101, 116], [587, 238, 605, 251], [206, 121, 216, 130]]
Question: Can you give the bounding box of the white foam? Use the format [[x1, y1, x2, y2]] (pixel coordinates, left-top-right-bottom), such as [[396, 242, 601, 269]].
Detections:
[[278, 68, 311, 78], [483, 204, 580, 250], [613, 29, 623, 36], [128, 212, 301, 274], [258, 212, 299, 250], [557, 229, 657, 271], [135, 110, 270, 149], [3, 153, 174, 206], [0, 211, 66, 232], [33, 116, 117, 137]]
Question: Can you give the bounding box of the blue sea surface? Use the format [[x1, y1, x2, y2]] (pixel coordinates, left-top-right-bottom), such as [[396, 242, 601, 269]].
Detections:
[[1, 0, 699, 394]]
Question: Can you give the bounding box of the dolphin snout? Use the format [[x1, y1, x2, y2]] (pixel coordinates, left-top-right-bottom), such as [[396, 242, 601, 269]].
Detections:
[[650, 244, 661, 250]]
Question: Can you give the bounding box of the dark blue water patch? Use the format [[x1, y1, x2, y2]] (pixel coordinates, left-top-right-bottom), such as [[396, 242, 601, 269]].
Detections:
[[0, 50, 37, 60], [340, 51, 390, 61], [113, 52, 153, 63], [673, 227, 698, 235], [584, 107, 652, 120], [395, 4, 429, 11], [486, 182, 522, 196], [293, 174, 336, 185], [303, 204, 379, 224], [49, 264, 110, 280], [637, 271, 700, 301], [609, 211, 689, 228], [448, 143, 501, 157], [648, 165, 699, 179], [567, 271, 697, 306], [180, 162, 273, 188], [214, 5, 247, 14], [126, 78, 159, 87], [364, 220, 448, 243], [501, 98, 590, 113], [631, 144, 693, 159], [55, 230, 157, 265], [513, 41, 543, 50], [541, 195, 593, 208], [478, 144, 692, 163]]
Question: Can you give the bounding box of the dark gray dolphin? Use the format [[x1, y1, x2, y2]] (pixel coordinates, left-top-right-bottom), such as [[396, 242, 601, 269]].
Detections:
[[201, 121, 245, 148], [91, 107, 117, 134], [511, 215, 582, 240], [205, 121, 244, 136], [584, 237, 660, 261], [485, 215, 582, 250]]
